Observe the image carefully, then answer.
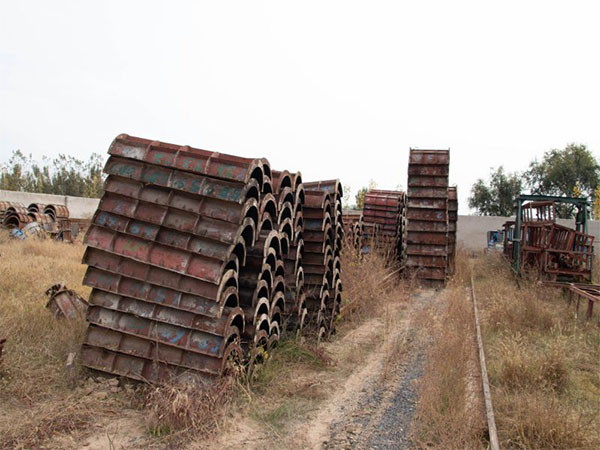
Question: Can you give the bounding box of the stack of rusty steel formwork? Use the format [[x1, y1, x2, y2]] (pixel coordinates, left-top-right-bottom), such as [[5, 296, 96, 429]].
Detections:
[[362, 190, 407, 266], [1, 201, 72, 236], [406, 149, 450, 287], [80, 134, 271, 384], [303, 180, 343, 339], [1, 203, 31, 228], [447, 187, 458, 276], [273, 170, 307, 334], [342, 209, 363, 250]]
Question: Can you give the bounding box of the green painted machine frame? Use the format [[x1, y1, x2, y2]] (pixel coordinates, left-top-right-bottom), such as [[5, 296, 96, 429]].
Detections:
[[511, 194, 591, 275]]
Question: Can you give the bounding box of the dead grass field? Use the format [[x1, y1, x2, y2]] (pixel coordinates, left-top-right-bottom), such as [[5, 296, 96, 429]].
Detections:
[[0, 233, 410, 449], [475, 253, 600, 450], [0, 232, 142, 449], [414, 249, 600, 450]]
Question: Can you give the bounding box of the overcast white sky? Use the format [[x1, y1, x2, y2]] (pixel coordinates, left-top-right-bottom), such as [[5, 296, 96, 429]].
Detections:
[[1, 1, 599, 213]]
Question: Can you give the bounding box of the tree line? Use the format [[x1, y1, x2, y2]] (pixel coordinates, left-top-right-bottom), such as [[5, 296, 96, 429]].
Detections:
[[469, 144, 600, 218], [0, 150, 105, 198]]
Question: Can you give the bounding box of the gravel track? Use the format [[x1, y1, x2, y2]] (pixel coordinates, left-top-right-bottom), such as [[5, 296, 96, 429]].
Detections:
[[324, 290, 436, 450]]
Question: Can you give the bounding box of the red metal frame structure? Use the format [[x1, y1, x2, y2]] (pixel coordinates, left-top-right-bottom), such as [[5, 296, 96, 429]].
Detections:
[[504, 195, 594, 283]]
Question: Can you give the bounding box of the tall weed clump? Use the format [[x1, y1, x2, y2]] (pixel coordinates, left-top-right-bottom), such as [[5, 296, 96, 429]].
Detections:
[[338, 241, 408, 325]]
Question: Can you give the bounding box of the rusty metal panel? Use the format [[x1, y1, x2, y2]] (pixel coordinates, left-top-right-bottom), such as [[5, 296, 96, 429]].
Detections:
[[409, 149, 450, 165], [45, 284, 88, 319], [109, 134, 265, 186], [406, 149, 450, 286], [81, 134, 268, 384]]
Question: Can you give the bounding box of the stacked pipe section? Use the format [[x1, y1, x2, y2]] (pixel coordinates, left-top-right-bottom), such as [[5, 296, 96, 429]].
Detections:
[[1, 201, 70, 232], [406, 149, 450, 287], [361, 190, 407, 267], [273, 171, 307, 334], [303, 181, 343, 339], [80, 134, 267, 384], [447, 187, 458, 275]]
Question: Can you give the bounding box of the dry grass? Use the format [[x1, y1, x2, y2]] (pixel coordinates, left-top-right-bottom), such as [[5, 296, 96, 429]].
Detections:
[[142, 376, 237, 447], [475, 252, 600, 450], [338, 241, 406, 325], [0, 232, 89, 402], [0, 231, 141, 449], [413, 249, 487, 449]]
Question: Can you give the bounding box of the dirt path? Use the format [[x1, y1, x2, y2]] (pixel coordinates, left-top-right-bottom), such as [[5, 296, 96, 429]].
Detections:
[[322, 290, 436, 450], [207, 289, 439, 450]]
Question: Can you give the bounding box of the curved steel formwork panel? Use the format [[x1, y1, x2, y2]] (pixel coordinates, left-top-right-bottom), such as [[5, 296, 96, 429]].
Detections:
[[406, 149, 450, 287], [81, 134, 269, 384], [447, 187, 458, 276], [303, 180, 344, 338], [43, 204, 70, 220], [274, 170, 307, 332]]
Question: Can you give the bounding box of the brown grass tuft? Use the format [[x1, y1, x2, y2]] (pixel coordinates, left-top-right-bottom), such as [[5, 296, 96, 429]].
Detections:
[[338, 241, 408, 325], [143, 377, 236, 440]]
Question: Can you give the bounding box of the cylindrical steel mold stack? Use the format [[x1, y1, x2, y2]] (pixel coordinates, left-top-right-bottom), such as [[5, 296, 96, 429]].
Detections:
[[2, 204, 32, 228], [273, 170, 307, 334], [447, 186, 458, 276], [406, 149, 450, 287], [303, 180, 343, 339], [80, 134, 269, 384]]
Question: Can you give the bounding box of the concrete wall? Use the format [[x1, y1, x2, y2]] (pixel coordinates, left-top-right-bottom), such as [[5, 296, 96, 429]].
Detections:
[[457, 215, 600, 252], [0, 190, 99, 219]]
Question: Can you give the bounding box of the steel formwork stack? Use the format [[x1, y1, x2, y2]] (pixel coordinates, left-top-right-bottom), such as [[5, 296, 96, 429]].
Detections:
[[81, 134, 270, 383], [342, 210, 363, 250], [1, 201, 71, 237], [447, 187, 458, 275], [272, 170, 307, 334], [406, 149, 450, 287], [80, 134, 344, 384], [362, 190, 407, 266], [303, 180, 344, 339]]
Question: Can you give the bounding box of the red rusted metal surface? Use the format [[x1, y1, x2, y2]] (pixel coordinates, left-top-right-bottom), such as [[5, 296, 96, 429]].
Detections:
[[43, 204, 70, 220], [27, 203, 46, 214], [81, 134, 269, 384], [45, 284, 89, 319], [3, 207, 33, 228], [361, 190, 406, 266], [80, 134, 343, 382], [447, 187, 458, 275], [303, 180, 343, 338], [505, 201, 594, 282], [406, 149, 450, 287]]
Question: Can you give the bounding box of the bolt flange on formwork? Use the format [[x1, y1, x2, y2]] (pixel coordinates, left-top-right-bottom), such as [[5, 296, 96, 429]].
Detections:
[[406, 149, 450, 288]]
